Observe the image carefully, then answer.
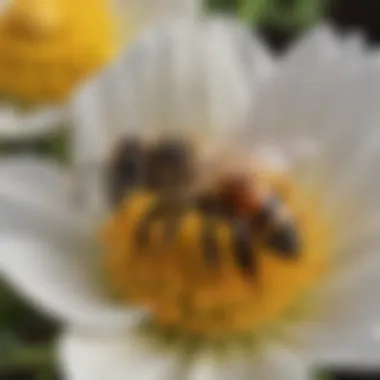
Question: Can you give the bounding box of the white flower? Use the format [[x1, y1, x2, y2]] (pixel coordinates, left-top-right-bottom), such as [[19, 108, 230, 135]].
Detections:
[[1, 20, 380, 380]]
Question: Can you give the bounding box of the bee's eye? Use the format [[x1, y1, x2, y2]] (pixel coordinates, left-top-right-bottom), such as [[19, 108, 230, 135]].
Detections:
[[108, 138, 146, 206], [146, 139, 194, 190]]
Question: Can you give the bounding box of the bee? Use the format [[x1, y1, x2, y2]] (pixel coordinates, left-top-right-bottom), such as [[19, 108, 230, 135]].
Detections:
[[108, 137, 300, 277]]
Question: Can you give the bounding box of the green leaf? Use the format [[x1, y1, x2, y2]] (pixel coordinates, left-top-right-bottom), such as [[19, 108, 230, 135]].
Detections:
[[0, 127, 69, 163], [207, 0, 238, 13], [237, 0, 326, 30], [0, 326, 53, 369], [316, 372, 333, 380], [238, 0, 269, 24]]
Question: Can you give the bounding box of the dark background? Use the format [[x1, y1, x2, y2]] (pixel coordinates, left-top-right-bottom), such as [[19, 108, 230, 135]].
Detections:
[[2, 0, 380, 379], [259, 0, 380, 51]]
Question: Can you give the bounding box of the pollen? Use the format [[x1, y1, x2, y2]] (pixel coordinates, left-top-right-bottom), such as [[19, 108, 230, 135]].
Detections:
[[0, 0, 119, 104], [101, 172, 330, 338]]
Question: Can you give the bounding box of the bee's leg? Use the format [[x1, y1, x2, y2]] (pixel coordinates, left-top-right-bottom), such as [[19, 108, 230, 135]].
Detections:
[[161, 211, 184, 244], [230, 220, 259, 280], [135, 196, 169, 249], [196, 194, 224, 266], [202, 216, 220, 266]]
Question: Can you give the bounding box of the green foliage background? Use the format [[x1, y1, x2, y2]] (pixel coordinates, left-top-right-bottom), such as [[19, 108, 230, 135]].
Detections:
[[0, 0, 326, 378]]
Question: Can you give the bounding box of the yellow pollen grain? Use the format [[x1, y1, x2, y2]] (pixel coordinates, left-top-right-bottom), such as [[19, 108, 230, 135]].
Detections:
[[0, 0, 120, 104], [101, 175, 330, 337]]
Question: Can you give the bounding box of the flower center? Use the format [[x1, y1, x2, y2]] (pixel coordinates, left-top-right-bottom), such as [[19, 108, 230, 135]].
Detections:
[[101, 155, 329, 339], [0, 0, 119, 103]]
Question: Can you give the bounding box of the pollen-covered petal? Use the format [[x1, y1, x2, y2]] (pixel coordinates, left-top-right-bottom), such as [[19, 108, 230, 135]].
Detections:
[[69, 18, 274, 164], [187, 345, 309, 380], [59, 329, 186, 380], [0, 158, 142, 331]]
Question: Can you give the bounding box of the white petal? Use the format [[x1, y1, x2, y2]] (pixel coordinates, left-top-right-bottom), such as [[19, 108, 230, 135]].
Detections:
[[245, 24, 372, 169], [0, 236, 143, 332], [69, 18, 274, 164], [0, 106, 65, 139], [245, 25, 342, 142], [59, 329, 186, 380], [0, 157, 92, 239], [301, 56, 380, 255], [187, 346, 309, 380], [112, 0, 201, 49], [292, 251, 380, 368], [115, 0, 201, 21], [0, 158, 142, 331]]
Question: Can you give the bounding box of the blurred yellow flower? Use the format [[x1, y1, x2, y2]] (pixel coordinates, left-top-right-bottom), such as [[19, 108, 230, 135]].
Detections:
[[0, 0, 120, 104]]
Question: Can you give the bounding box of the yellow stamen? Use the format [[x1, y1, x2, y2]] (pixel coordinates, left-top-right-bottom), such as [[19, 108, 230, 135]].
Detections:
[[0, 0, 120, 104], [101, 172, 330, 338]]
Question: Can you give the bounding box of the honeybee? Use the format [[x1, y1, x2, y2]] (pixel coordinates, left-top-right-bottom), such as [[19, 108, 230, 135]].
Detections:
[[108, 137, 300, 277]]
